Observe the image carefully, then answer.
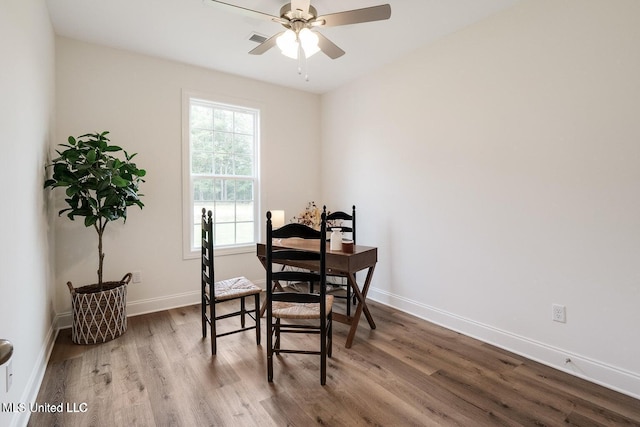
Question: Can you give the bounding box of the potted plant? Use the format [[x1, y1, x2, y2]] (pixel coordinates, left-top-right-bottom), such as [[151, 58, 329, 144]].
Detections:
[[44, 131, 146, 344]]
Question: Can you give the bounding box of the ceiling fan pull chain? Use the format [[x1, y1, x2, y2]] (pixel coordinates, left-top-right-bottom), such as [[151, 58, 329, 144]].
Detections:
[[297, 41, 303, 76], [304, 53, 310, 82], [295, 40, 310, 82]]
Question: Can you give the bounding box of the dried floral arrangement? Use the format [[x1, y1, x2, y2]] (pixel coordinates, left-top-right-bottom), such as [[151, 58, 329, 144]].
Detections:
[[291, 201, 338, 230]]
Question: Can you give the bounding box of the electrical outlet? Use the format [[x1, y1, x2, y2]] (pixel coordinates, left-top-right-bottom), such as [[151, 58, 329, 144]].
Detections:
[[552, 304, 566, 323], [6, 359, 13, 392], [132, 271, 142, 283]]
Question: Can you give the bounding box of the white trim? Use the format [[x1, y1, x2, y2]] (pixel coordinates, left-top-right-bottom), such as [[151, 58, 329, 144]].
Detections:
[[181, 243, 255, 260], [54, 281, 267, 330], [55, 290, 201, 330], [368, 287, 640, 400], [181, 89, 263, 260], [9, 324, 58, 427]]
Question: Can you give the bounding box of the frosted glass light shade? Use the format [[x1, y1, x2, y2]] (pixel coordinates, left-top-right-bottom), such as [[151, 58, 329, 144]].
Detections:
[[299, 28, 320, 57], [276, 30, 298, 59], [276, 28, 320, 59]]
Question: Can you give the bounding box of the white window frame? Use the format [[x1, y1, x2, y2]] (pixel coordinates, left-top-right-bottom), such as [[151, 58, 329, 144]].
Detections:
[[182, 90, 262, 259]]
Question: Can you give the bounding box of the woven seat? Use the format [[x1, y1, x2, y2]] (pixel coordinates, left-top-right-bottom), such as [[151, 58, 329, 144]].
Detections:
[[201, 209, 261, 355], [272, 295, 334, 319], [214, 277, 261, 301]]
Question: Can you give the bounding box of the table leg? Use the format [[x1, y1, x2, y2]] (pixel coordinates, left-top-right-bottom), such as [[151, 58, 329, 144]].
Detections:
[[344, 265, 376, 348], [346, 272, 375, 329]]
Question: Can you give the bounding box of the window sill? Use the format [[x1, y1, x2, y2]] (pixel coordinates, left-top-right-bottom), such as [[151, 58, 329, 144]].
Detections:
[[184, 243, 255, 260]]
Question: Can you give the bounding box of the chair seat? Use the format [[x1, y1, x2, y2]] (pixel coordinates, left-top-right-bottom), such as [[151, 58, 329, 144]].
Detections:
[[214, 277, 261, 302], [272, 295, 334, 319]]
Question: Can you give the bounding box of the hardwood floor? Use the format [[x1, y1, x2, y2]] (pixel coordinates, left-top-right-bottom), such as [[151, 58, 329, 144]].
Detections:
[[30, 298, 640, 426]]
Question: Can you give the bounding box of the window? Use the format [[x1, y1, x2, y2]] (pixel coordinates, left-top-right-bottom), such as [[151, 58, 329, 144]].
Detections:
[[183, 92, 260, 257]]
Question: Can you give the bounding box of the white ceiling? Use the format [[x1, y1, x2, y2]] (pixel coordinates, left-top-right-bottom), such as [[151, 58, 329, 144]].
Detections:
[[46, 0, 520, 94]]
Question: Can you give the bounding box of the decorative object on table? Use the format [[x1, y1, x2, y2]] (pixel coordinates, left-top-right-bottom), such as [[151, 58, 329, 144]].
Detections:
[[341, 239, 354, 254], [292, 201, 323, 229], [270, 210, 285, 229], [330, 227, 343, 251], [292, 201, 339, 230], [44, 131, 146, 344]]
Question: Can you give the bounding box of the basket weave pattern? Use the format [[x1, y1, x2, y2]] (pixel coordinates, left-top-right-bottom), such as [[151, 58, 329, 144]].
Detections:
[[69, 280, 128, 345]]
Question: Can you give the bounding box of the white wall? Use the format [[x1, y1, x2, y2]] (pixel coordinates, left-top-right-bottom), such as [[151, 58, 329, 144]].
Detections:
[[321, 0, 640, 397], [0, 1, 56, 426], [54, 38, 321, 322]]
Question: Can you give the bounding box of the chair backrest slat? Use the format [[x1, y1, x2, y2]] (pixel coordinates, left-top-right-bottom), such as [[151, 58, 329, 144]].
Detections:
[[272, 249, 321, 262], [272, 270, 321, 284], [271, 292, 321, 304], [271, 222, 321, 240]]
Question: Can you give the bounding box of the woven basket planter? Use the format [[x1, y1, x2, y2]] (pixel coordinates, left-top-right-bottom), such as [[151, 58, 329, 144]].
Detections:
[[67, 273, 131, 345]]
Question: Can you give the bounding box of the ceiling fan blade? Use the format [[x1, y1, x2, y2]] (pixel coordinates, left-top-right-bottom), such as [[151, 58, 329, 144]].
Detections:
[[205, 0, 280, 23], [249, 32, 283, 55], [315, 4, 391, 27], [316, 32, 345, 59], [291, 0, 311, 15]]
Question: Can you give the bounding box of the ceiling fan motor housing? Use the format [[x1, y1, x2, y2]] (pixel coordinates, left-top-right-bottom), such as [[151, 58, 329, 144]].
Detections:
[[279, 3, 317, 23]]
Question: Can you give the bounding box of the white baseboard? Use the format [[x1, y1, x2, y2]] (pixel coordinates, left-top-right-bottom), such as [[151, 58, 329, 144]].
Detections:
[[55, 279, 267, 330], [55, 290, 202, 330], [11, 324, 58, 427], [368, 287, 640, 400]]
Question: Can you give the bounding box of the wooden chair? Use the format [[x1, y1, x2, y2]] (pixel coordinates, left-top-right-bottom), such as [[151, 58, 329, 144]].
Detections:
[[201, 208, 261, 355], [327, 205, 356, 315], [265, 209, 333, 385]]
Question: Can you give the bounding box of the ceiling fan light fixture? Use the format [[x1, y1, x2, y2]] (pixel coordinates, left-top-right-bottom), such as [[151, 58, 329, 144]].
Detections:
[[276, 29, 298, 59], [276, 28, 319, 59], [299, 28, 320, 57]]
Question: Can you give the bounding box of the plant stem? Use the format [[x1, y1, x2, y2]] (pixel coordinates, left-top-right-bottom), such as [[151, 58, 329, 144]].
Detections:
[[95, 218, 105, 287]]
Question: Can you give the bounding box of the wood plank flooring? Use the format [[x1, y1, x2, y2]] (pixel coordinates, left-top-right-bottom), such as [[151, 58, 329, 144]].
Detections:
[[29, 298, 640, 426]]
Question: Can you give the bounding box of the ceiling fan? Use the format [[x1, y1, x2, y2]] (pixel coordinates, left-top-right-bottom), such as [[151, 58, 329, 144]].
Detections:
[[206, 0, 392, 60]]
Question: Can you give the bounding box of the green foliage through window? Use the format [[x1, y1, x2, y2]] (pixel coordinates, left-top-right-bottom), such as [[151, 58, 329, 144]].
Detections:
[[189, 99, 259, 247]]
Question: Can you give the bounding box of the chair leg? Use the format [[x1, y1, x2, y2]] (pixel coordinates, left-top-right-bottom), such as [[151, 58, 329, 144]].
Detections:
[[211, 299, 217, 355], [328, 313, 333, 358], [274, 319, 281, 355], [254, 293, 261, 346], [346, 282, 351, 317], [320, 318, 327, 385], [240, 297, 246, 328], [267, 315, 274, 382], [201, 298, 207, 339]]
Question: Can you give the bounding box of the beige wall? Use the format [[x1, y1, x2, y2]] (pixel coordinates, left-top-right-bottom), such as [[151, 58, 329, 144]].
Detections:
[[321, 0, 640, 397], [0, 0, 56, 426], [54, 38, 321, 321], [7, 0, 637, 416]]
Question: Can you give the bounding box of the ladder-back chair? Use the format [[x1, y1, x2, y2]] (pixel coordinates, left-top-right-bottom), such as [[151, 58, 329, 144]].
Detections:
[[327, 205, 356, 315], [201, 208, 261, 355], [265, 209, 333, 385]]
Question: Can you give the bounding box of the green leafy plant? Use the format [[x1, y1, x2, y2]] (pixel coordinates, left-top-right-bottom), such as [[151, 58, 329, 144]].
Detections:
[[44, 131, 146, 287]]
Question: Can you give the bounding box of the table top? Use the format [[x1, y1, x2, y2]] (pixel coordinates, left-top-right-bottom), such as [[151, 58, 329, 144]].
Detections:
[[256, 239, 377, 274]]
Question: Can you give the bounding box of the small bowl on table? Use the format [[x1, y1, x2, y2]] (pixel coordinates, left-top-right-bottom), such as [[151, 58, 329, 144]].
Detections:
[[342, 239, 354, 253]]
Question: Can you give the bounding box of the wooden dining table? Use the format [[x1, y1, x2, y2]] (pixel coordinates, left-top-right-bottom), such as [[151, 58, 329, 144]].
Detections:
[[256, 239, 378, 348]]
